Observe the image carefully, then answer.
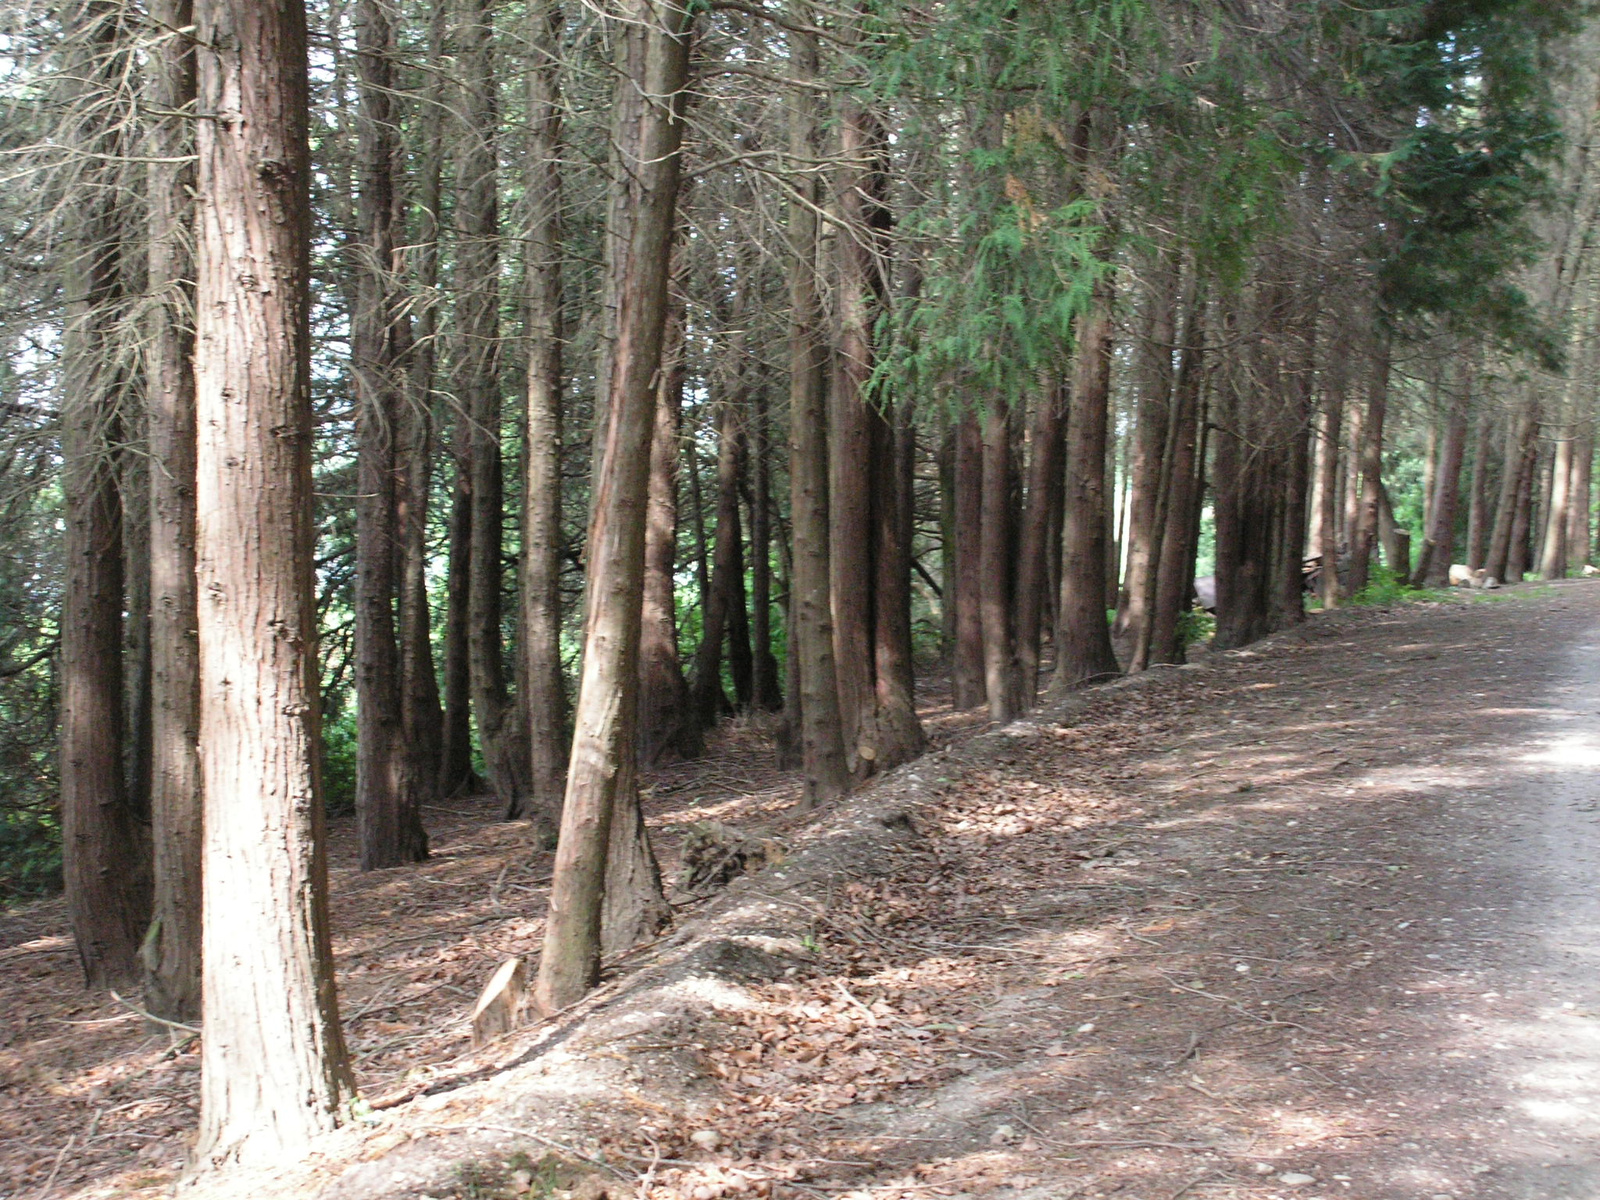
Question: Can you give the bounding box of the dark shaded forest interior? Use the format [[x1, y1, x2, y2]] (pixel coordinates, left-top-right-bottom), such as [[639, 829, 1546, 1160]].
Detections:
[[6, 0, 1600, 1195]]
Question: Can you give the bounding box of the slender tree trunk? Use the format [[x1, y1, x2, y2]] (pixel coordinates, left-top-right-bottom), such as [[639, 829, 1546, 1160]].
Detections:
[[1486, 403, 1536, 584], [1568, 416, 1593, 570], [784, 18, 849, 806], [520, 0, 568, 820], [458, 0, 530, 817], [1049, 276, 1121, 694], [639, 300, 702, 763], [141, 0, 201, 1021], [1313, 332, 1347, 607], [979, 404, 1019, 721], [59, 0, 149, 991], [873, 385, 924, 759], [690, 401, 745, 728], [951, 409, 986, 706], [1117, 254, 1178, 658], [749, 385, 784, 710], [831, 90, 923, 769], [1541, 421, 1574, 579], [1418, 370, 1470, 589], [1149, 297, 1205, 666], [439, 453, 477, 795], [1466, 411, 1494, 573], [534, 0, 690, 1013], [353, 0, 427, 870], [398, 4, 447, 807], [1015, 382, 1067, 697], [1508, 429, 1539, 581], [1347, 331, 1391, 596], [192, 0, 353, 1163]]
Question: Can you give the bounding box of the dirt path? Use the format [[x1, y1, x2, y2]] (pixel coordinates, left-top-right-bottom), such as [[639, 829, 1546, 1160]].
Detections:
[[9, 582, 1600, 1200], [652, 580, 1600, 1200]]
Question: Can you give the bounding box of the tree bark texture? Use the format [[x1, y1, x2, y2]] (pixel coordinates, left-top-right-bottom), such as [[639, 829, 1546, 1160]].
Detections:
[[1149, 298, 1206, 666], [639, 302, 702, 763], [1116, 251, 1178, 658], [1014, 382, 1067, 698], [535, 0, 691, 1013], [1347, 331, 1390, 596], [978, 404, 1020, 721], [520, 0, 568, 821], [784, 20, 850, 807], [192, 0, 354, 1164], [1417, 371, 1470, 588], [353, 0, 427, 870], [831, 93, 923, 769], [1466, 411, 1494, 572], [1049, 276, 1121, 694], [458, 0, 530, 817], [950, 409, 986, 707], [141, 0, 202, 1021], [59, 0, 150, 992]]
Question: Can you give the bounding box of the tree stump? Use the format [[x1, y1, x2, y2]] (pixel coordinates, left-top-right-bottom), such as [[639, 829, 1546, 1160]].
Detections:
[[471, 956, 527, 1045]]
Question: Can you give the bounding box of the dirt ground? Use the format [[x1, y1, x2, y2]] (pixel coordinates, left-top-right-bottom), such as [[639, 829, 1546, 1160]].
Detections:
[[6, 580, 1600, 1200]]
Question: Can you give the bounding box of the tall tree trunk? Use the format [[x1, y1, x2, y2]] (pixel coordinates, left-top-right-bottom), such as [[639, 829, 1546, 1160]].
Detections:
[[979, 404, 1019, 721], [439, 452, 477, 795], [832, 90, 923, 769], [1312, 330, 1347, 607], [950, 409, 986, 707], [1465, 411, 1494, 573], [872, 385, 924, 759], [1049, 276, 1121, 694], [59, 0, 149, 991], [192, 0, 354, 1163], [520, 0, 568, 820], [690, 400, 745, 728], [458, 0, 530, 817], [1015, 382, 1067, 697], [1347, 331, 1391, 596], [1149, 297, 1206, 666], [1485, 403, 1536, 584], [141, 0, 201, 1022], [534, 0, 690, 1013], [353, 0, 426, 870], [749, 385, 784, 711], [1568, 415, 1593, 570], [1418, 369, 1470, 588], [639, 302, 702, 763], [1117, 253, 1178, 659], [1507, 429, 1539, 581], [1541, 420, 1574, 579], [784, 18, 850, 806], [398, 2, 447, 809]]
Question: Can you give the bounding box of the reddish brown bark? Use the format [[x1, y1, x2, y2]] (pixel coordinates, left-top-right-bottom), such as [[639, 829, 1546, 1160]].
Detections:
[[59, 0, 149, 991], [1014, 383, 1067, 699], [1048, 276, 1121, 695], [141, 0, 201, 1021], [535, 0, 690, 1012], [191, 0, 354, 1163], [951, 409, 986, 707]]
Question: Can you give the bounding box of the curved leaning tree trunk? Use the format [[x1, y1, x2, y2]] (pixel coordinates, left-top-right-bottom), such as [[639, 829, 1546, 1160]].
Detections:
[[142, 0, 202, 1020], [192, 0, 353, 1167], [535, 0, 692, 1013]]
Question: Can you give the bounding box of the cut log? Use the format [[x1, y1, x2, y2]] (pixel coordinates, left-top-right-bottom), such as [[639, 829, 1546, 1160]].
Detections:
[[470, 956, 527, 1045]]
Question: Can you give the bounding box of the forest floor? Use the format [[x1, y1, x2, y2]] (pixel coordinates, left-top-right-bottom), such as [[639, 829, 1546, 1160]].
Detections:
[[6, 579, 1600, 1200]]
